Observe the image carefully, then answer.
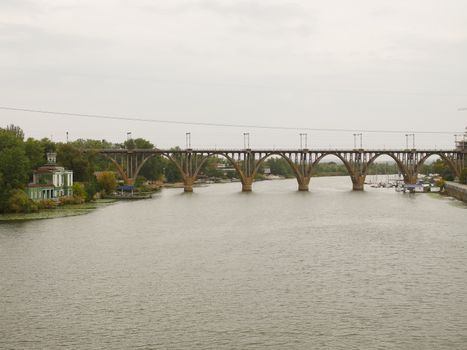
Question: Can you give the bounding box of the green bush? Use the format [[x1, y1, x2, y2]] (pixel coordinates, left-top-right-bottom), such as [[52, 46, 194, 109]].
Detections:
[[460, 168, 467, 185], [85, 180, 97, 202], [72, 183, 87, 200], [97, 172, 117, 195], [435, 178, 445, 188], [37, 199, 57, 210], [7, 189, 38, 213], [58, 196, 85, 206], [134, 176, 147, 188]]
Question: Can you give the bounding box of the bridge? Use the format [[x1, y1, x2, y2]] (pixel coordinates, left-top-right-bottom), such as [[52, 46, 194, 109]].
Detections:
[[91, 148, 465, 192]]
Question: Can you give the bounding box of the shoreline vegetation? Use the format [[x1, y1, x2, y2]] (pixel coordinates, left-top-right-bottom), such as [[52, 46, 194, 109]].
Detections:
[[0, 199, 116, 222]]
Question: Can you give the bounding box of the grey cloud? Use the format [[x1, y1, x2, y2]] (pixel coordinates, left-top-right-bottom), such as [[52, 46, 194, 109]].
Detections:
[[187, 0, 314, 37], [0, 22, 112, 52], [131, 0, 313, 26], [122, 0, 315, 40], [0, 0, 38, 10], [182, 0, 308, 20]]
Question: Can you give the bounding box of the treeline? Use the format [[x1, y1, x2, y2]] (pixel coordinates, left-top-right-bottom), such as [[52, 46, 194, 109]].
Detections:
[[263, 158, 401, 178], [262, 156, 466, 182]]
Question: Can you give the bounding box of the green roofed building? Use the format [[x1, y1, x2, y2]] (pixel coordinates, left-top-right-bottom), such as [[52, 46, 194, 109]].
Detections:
[[27, 152, 73, 201]]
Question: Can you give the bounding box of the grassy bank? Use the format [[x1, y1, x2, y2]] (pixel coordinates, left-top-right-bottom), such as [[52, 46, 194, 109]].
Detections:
[[0, 199, 116, 222]]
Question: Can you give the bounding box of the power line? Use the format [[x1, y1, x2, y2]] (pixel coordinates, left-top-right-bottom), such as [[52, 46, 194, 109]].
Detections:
[[0, 105, 462, 135]]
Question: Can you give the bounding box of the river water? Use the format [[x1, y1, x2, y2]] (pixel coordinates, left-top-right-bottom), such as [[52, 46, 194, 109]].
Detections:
[[1, 177, 466, 349]]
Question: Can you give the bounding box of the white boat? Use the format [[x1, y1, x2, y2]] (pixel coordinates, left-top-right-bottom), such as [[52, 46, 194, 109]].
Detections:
[[402, 184, 424, 193]]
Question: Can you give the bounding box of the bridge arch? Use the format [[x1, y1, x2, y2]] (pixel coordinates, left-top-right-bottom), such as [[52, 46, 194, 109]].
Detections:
[[415, 152, 460, 179], [252, 152, 300, 179], [363, 152, 407, 178], [103, 151, 186, 185], [309, 152, 363, 190], [100, 153, 129, 184], [310, 152, 366, 190], [252, 152, 309, 191], [310, 153, 354, 177], [193, 152, 247, 184], [142, 152, 186, 181]]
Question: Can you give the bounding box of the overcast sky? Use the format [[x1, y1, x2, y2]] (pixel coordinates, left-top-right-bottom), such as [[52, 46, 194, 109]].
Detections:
[[1, 0, 466, 149]]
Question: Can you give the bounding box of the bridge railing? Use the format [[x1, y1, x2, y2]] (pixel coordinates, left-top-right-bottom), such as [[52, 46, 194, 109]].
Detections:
[[92, 148, 459, 153]]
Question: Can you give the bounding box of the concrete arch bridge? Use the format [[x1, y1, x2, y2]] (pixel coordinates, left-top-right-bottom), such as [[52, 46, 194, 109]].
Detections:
[[92, 148, 465, 192]]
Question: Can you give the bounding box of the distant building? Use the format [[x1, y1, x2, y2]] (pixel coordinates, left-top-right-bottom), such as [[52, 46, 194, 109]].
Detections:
[[27, 152, 73, 201]]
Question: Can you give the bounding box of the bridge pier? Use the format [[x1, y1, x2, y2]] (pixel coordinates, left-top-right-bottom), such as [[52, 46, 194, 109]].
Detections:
[[241, 177, 254, 192], [404, 174, 418, 185], [297, 176, 311, 191], [183, 176, 195, 193], [351, 175, 365, 191]]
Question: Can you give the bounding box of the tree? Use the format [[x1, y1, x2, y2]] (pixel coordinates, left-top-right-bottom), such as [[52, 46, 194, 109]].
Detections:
[[0, 127, 30, 213], [72, 183, 87, 200], [97, 172, 117, 195], [460, 168, 467, 185], [57, 143, 92, 182], [0, 145, 30, 188], [0, 125, 29, 212], [199, 156, 224, 178], [121, 138, 167, 181], [265, 157, 294, 177], [5, 124, 24, 139], [24, 138, 45, 172], [430, 159, 454, 181], [72, 138, 113, 149], [7, 189, 37, 213], [163, 149, 184, 182], [39, 138, 56, 153], [84, 179, 98, 201]]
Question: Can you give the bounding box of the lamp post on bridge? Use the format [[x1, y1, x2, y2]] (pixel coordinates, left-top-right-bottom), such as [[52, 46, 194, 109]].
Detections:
[[299, 133, 308, 149], [405, 133, 415, 150], [185, 132, 191, 149], [353, 133, 362, 149], [243, 132, 250, 149]]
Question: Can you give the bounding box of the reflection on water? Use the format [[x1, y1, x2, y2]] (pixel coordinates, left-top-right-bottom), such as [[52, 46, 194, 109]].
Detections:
[[1, 177, 466, 349]]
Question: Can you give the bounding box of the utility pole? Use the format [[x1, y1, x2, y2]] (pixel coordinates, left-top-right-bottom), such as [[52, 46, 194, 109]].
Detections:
[[353, 133, 362, 149], [405, 133, 415, 149], [185, 132, 191, 149], [299, 133, 308, 149], [243, 132, 250, 149]]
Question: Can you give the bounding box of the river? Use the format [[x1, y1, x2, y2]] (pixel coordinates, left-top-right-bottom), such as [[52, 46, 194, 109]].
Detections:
[[1, 177, 466, 349]]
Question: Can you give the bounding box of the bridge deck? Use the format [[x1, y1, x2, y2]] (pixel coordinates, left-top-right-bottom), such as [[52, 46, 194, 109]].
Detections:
[[93, 148, 460, 153]]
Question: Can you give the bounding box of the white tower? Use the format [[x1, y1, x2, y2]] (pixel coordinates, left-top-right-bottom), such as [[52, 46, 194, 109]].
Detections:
[[46, 152, 57, 164]]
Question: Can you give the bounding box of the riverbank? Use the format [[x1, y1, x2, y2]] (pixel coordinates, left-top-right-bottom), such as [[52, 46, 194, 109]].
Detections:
[[444, 181, 467, 203], [0, 199, 116, 222]]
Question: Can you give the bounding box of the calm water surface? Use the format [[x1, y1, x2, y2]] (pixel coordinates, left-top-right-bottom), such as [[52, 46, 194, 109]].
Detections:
[[1, 177, 466, 349]]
